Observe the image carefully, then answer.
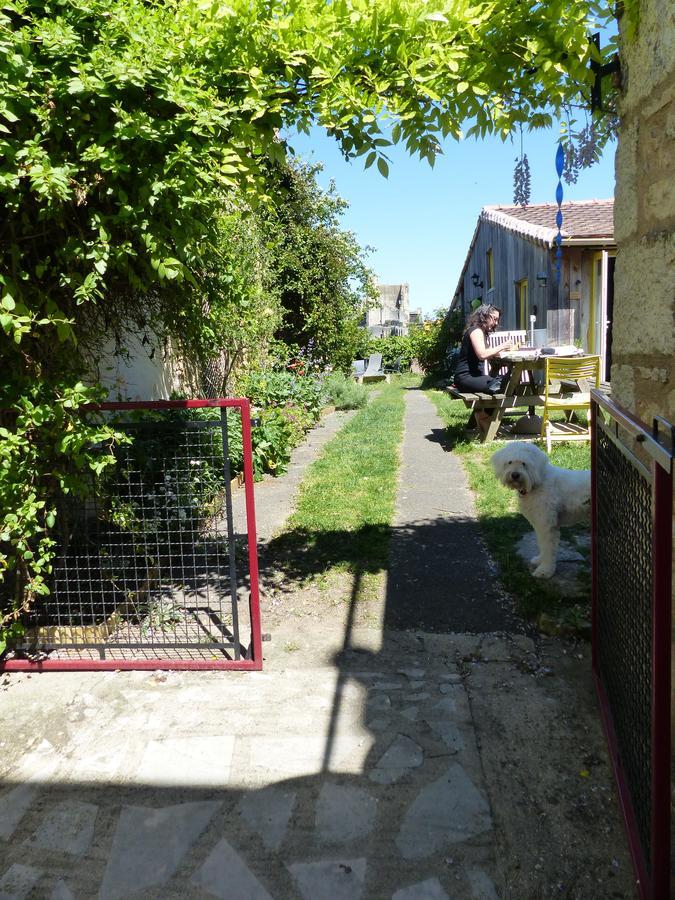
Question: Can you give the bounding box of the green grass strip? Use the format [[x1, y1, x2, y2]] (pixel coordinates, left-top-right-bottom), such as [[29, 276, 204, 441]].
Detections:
[[267, 380, 407, 584], [290, 381, 404, 531]]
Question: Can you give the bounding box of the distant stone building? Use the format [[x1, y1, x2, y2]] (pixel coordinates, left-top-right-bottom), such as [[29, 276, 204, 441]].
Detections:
[[364, 283, 410, 337]]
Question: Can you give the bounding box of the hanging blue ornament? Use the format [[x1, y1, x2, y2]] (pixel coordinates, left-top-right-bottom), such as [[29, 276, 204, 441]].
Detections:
[[554, 142, 565, 283]]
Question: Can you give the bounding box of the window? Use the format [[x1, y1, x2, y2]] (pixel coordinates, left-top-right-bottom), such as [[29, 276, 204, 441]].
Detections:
[[486, 249, 494, 290]]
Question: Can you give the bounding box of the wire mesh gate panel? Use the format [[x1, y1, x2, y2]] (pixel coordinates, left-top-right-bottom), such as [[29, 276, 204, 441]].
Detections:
[[590, 391, 672, 900], [2, 399, 262, 672]]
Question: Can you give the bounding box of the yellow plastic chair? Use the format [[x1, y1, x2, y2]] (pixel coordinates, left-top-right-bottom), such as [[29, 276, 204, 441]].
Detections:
[[540, 355, 601, 452]]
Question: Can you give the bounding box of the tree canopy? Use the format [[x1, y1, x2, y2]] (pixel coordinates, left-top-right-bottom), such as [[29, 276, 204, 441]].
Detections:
[[0, 0, 619, 352], [262, 161, 376, 371]]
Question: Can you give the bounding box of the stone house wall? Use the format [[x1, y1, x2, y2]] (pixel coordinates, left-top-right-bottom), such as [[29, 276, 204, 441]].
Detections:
[[365, 284, 410, 331], [612, 1, 674, 425]]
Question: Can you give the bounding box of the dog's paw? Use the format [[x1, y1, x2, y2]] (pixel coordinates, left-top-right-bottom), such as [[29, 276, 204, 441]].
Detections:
[[533, 563, 556, 578]]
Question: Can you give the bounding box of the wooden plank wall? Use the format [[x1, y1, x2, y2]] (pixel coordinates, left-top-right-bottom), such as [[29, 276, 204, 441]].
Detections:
[[460, 220, 567, 332]]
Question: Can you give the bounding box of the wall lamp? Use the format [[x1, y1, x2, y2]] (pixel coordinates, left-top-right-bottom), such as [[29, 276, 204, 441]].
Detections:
[[471, 272, 483, 289], [536, 272, 548, 287]]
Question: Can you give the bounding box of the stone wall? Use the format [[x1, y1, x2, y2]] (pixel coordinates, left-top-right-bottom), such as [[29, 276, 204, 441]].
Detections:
[[94, 333, 191, 401], [366, 284, 410, 331], [612, 0, 674, 425]]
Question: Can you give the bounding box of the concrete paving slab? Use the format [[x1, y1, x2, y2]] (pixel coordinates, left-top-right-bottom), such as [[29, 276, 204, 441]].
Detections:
[[24, 799, 98, 857], [468, 868, 500, 899], [98, 801, 220, 900], [393, 877, 451, 900], [191, 838, 275, 899], [369, 734, 424, 785], [0, 863, 42, 899], [287, 857, 367, 900], [135, 735, 236, 787], [396, 764, 493, 859], [49, 880, 75, 900], [385, 391, 525, 633], [315, 782, 378, 844], [249, 734, 372, 780], [0, 784, 38, 842], [0, 389, 637, 899], [238, 787, 297, 851]]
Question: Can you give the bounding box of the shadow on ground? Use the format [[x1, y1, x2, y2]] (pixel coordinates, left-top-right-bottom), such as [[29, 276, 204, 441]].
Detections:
[[0, 559, 636, 900], [262, 516, 527, 636]]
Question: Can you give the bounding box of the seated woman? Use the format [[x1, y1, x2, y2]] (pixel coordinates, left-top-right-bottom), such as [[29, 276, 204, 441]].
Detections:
[[454, 304, 515, 434]]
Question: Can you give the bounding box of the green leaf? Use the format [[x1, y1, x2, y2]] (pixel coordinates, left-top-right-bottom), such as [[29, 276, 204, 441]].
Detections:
[[376, 157, 389, 178]]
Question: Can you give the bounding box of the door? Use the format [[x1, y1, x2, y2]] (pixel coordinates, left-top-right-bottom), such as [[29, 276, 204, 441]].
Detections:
[[516, 278, 529, 331], [589, 251, 616, 378], [604, 256, 615, 381]]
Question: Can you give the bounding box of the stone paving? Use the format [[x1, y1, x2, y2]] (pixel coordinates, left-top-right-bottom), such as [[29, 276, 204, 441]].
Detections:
[[0, 389, 635, 899], [0, 632, 506, 899]]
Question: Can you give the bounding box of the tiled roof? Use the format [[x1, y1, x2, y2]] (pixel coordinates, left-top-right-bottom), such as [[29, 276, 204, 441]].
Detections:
[[481, 199, 614, 245]]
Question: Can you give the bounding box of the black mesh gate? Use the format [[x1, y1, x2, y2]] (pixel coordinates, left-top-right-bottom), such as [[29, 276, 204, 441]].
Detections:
[[591, 390, 672, 900], [2, 399, 262, 672]]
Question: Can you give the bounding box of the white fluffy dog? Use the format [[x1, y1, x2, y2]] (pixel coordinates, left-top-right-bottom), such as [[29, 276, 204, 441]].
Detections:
[[490, 443, 591, 578]]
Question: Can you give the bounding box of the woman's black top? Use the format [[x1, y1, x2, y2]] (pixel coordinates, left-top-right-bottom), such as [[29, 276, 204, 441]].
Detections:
[[454, 326, 484, 380]]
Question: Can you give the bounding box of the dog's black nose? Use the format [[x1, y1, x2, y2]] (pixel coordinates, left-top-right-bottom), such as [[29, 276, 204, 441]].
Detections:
[[511, 471, 520, 480]]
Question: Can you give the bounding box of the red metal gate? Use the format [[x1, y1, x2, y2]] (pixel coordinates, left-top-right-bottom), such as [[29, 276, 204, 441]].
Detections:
[[591, 390, 672, 900], [2, 399, 262, 672]]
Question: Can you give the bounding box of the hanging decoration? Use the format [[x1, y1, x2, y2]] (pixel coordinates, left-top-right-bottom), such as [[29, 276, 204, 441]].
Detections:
[[554, 141, 564, 284]]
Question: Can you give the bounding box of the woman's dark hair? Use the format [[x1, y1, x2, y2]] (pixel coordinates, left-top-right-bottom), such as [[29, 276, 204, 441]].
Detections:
[[464, 304, 501, 334]]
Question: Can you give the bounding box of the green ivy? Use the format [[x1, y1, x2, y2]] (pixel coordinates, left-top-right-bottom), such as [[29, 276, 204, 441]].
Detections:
[[0, 379, 126, 650]]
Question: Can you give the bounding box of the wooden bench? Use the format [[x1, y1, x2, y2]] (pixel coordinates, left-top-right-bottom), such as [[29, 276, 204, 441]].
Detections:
[[446, 384, 548, 442], [447, 386, 545, 409]]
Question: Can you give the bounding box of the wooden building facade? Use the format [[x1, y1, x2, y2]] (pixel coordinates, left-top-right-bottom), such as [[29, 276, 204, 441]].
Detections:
[[451, 200, 616, 379]]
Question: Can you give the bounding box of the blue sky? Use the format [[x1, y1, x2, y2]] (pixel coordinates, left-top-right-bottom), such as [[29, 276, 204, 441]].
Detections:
[[288, 126, 616, 317]]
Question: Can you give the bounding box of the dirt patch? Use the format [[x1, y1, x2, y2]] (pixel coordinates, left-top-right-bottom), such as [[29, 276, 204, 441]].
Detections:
[[259, 558, 387, 634], [456, 634, 637, 899]]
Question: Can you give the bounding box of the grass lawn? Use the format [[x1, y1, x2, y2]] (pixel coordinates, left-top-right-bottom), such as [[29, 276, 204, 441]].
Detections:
[[426, 385, 592, 630]]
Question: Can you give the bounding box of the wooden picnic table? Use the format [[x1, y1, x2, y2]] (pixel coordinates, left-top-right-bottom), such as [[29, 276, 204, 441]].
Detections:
[[448, 347, 585, 443]]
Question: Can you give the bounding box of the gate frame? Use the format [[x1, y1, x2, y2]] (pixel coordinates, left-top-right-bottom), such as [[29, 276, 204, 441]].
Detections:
[[590, 389, 672, 900], [2, 398, 263, 673]]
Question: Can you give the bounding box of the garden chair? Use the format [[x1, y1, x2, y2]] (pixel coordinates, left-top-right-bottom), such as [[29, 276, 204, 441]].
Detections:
[[485, 330, 527, 350], [486, 330, 528, 379], [540, 355, 601, 452], [352, 359, 366, 379], [361, 353, 388, 383]]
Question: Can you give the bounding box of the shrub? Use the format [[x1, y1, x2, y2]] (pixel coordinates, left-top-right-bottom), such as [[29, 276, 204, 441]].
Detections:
[[321, 373, 368, 410], [410, 309, 464, 374], [239, 370, 323, 423], [277, 402, 316, 446], [251, 407, 293, 479], [374, 335, 414, 370]]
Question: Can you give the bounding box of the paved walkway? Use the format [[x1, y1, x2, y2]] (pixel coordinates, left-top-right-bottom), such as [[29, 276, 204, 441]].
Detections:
[[386, 389, 525, 634], [0, 389, 636, 899]]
